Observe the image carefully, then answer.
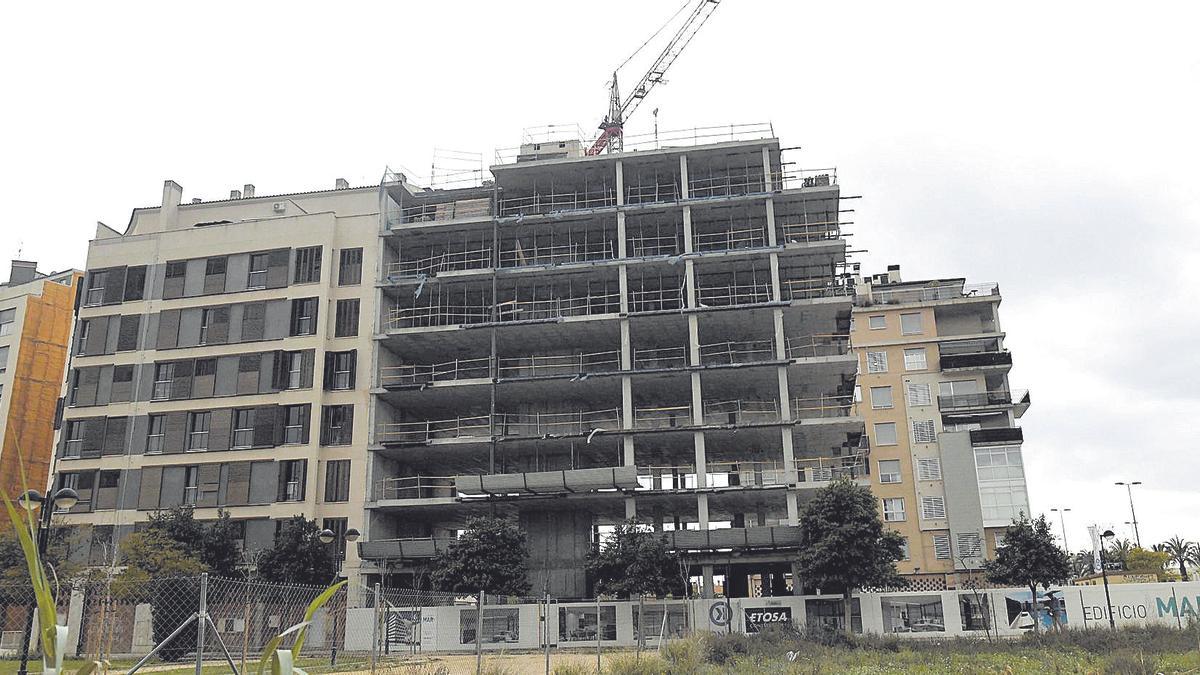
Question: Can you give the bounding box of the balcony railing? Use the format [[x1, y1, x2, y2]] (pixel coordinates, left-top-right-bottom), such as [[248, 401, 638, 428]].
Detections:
[[696, 281, 773, 307], [785, 334, 851, 359], [498, 189, 617, 217], [628, 286, 685, 313], [782, 277, 853, 301], [497, 350, 620, 378], [497, 292, 621, 322], [939, 351, 1013, 370], [773, 167, 838, 191], [866, 282, 999, 306], [374, 476, 457, 501], [377, 415, 492, 445], [779, 220, 841, 244], [380, 358, 491, 387], [698, 339, 776, 366], [938, 390, 1014, 410], [389, 198, 492, 226], [969, 427, 1024, 445], [703, 399, 779, 425], [693, 226, 767, 252], [632, 346, 688, 370], [494, 408, 621, 437], [633, 404, 693, 430], [457, 466, 640, 497], [359, 537, 455, 560], [497, 238, 616, 268], [386, 247, 492, 279], [790, 395, 855, 420], [387, 304, 492, 330], [796, 456, 868, 484]]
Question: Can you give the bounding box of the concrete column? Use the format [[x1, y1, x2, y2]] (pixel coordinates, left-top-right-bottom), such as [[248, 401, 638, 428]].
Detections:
[[680, 155, 689, 200], [620, 320, 632, 370], [625, 495, 637, 520], [684, 259, 697, 309], [617, 211, 628, 257], [773, 307, 787, 360], [762, 146, 773, 192], [620, 265, 629, 314], [615, 160, 625, 206], [682, 205, 694, 253], [702, 564, 715, 599], [769, 252, 782, 302], [790, 562, 803, 596], [765, 198, 777, 246], [697, 492, 710, 529], [688, 314, 701, 366]]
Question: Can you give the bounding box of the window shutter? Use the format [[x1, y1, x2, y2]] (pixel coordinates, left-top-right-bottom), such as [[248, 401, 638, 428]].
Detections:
[[300, 350, 315, 389], [323, 352, 335, 390], [341, 406, 354, 446], [208, 409, 232, 452], [266, 249, 290, 288], [319, 407, 331, 446], [297, 459, 307, 501], [163, 411, 188, 454], [347, 349, 357, 389], [208, 306, 230, 343], [225, 462, 251, 506], [157, 309, 181, 349], [276, 462, 289, 502], [241, 302, 266, 341], [252, 406, 277, 447], [917, 458, 942, 481], [102, 417, 127, 456], [81, 418, 106, 458], [102, 267, 127, 304], [932, 534, 952, 560], [117, 315, 141, 351], [906, 383, 931, 406], [912, 420, 937, 444], [270, 350, 287, 391], [138, 467, 163, 510], [866, 351, 887, 373], [956, 532, 983, 558], [921, 496, 946, 520], [124, 265, 147, 301], [84, 317, 110, 356], [299, 404, 311, 444], [77, 368, 100, 406], [170, 360, 194, 400], [197, 464, 221, 507]]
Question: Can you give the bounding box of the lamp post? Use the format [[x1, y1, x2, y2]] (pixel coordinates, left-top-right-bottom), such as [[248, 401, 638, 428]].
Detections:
[[1099, 529, 1116, 629], [1114, 481, 1142, 547], [1049, 508, 1072, 551], [15, 487, 79, 675], [319, 526, 360, 666]]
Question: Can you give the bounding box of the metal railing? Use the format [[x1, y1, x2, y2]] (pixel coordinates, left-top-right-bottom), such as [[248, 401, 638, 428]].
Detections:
[[625, 181, 681, 204], [786, 334, 851, 358], [698, 339, 776, 365], [498, 189, 617, 217], [497, 291, 621, 322], [387, 247, 492, 278], [497, 350, 620, 378], [497, 237, 617, 268], [633, 404, 693, 429], [773, 167, 838, 190], [495, 408, 621, 437], [867, 282, 1000, 305], [627, 231, 683, 257], [693, 225, 767, 252], [703, 399, 779, 425], [632, 346, 688, 369], [696, 281, 773, 307], [938, 389, 1018, 410], [781, 276, 853, 301], [796, 455, 868, 484], [688, 169, 767, 199], [377, 415, 492, 444], [380, 358, 491, 387], [791, 395, 855, 419], [491, 122, 776, 165], [374, 476, 457, 501], [390, 198, 492, 225], [779, 219, 842, 243], [636, 460, 792, 491], [628, 286, 685, 312], [387, 303, 492, 329]]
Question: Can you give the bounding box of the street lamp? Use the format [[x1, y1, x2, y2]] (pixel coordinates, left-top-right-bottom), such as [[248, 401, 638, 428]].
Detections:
[[1099, 529, 1116, 630], [15, 487, 79, 675], [1049, 508, 1072, 550], [319, 526, 361, 666], [1114, 481, 1143, 547]]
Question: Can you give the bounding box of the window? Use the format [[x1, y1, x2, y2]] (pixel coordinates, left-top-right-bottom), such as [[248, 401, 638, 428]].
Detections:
[[975, 446, 1029, 523], [0, 345, 9, 373], [280, 460, 306, 501], [284, 351, 303, 389], [882, 498, 905, 522], [199, 308, 214, 345], [205, 257, 226, 276], [334, 299, 359, 337], [979, 486, 1029, 523], [921, 496, 947, 520], [874, 422, 898, 446], [187, 412, 211, 451], [75, 321, 89, 355], [994, 533, 1005, 549], [124, 265, 146, 301], [868, 315, 886, 330], [283, 405, 306, 444], [232, 409, 255, 449], [912, 420, 937, 444], [957, 532, 983, 558], [878, 459, 901, 484], [903, 348, 927, 371], [195, 358, 216, 377], [900, 312, 923, 335], [146, 414, 166, 454], [324, 459, 350, 502], [84, 272, 107, 305], [165, 261, 187, 280], [866, 351, 888, 373], [320, 405, 353, 446], [933, 534, 952, 560], [152, 363, 175, 401], [899, 537, 910, 560], [0, 308, 15, 336], [248, 253, 269, 289], [63, 421, 84, 458], [870, 386, 893, 409], [975, 446, 1025, 481], [293, 246, 322, 284], [906, 383, 932, 406], [338, 248, 363, 286], [329, 351, 354, 390], [289, 298, 317, 336], [944, 421, 982, 432], [917, 458, 943, 481], [183, 466, 199, 506]]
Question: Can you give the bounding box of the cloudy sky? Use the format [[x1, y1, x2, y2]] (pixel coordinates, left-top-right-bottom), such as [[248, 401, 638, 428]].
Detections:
[[3, 1, 1197, 550]]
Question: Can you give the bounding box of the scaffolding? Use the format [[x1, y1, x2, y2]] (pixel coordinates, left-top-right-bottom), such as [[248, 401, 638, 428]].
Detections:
[[380, 358, 491, 387], [497, 350, 621, 378]]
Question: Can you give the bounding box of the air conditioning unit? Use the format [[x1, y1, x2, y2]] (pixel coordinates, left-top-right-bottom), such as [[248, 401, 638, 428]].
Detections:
[[273, 202, 286, 213]]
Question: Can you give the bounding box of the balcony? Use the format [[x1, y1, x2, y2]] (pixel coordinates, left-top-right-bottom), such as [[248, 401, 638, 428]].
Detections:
[[969, 427, 1023, 445], [377, 415, 491, 445], [665, 525, 801, 552], [497, 350, 620, 379], [388, 197, 491, 227], [457, 466, 639, 498], [790, 395, 855, 420], [495, 408, 621, 437], [781, 277, 854, 301], [374, 476, 457, 501], [359, 537, 454, 560], [785, 334, 850, 359], [864, 282, 999, 307], [938, 390, 1017, 411], [698, 340, 777, 366], [633, 346, 688, 370], [380, 358, 491, 388], [939, 351, 1013, 371], [795, 456, 868, 486]]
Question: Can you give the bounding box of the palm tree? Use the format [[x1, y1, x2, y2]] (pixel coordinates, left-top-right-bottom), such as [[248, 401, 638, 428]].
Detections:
[[1156, 538, 1195, 581], [1069, 550, 1095, 578], [1107, 538, 1134, 570]]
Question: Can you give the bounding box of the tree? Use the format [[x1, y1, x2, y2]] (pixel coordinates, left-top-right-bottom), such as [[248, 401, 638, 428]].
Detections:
[[1125, 546, 1171, 581], [586, 519, 686, 599], [1069, 550, 1095, 579], [145, 506, 242, 578], [430, 516, 531, 596], [795, 478, 906, 634], [116, 529, 205, 661], [1156, 537, 1196, 581], [1107, 538, 1134, 570], [984, 515, 1071, 633], [257, 516, 336, 586]]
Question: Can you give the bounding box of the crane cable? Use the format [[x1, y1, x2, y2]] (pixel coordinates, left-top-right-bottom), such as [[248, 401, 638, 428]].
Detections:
[[611, 0, 693, 79]]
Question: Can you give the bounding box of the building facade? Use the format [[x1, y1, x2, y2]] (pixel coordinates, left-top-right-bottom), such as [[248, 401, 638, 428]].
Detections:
[[851, 266, 1030, 590], [0, 261, 82, 499]]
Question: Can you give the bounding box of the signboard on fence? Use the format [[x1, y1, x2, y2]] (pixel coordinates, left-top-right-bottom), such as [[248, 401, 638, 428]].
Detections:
[[744, 606, 792, 632]]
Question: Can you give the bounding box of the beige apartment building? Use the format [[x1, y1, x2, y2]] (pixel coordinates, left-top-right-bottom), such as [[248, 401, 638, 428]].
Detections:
[[851, 266, 1030, 590]]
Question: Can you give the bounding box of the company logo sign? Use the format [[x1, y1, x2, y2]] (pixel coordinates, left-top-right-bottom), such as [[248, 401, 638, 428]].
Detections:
[[709, 602, 730, 627], [744, 607, 792, 632]]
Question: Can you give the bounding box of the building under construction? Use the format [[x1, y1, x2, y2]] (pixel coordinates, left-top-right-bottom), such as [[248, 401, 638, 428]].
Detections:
[[363, 128, 862, 598]]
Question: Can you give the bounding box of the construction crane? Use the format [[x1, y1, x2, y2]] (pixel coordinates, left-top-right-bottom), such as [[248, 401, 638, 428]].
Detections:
[[586, 0, 722, 156]]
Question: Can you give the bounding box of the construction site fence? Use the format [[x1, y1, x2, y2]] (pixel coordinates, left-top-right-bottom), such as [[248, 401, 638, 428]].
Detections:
[[8, 575, 1197, 673]]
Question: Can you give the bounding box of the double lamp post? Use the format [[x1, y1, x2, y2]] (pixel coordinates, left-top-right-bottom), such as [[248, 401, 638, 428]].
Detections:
[[14, 487, 80, 675]]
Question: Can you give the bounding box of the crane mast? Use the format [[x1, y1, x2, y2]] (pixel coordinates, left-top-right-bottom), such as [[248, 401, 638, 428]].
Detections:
[[586, 0, 722, 156]]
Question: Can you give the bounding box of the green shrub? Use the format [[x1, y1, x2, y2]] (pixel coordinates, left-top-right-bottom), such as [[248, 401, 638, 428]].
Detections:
[[660, 635, 706, 673], [551, 661, 595, 675], [1102, 650, 1161, 675], [606, 653, 672, 675]]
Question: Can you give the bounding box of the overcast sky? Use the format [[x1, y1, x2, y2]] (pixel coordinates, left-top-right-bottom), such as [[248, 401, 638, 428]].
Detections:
[[3, 1, 1197, 551]]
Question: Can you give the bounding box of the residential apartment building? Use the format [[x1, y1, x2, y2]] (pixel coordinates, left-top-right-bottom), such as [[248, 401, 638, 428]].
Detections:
[[0, 261, 82, 499], [52, 180, 377, 567], [851, 266, 1030, 590]]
